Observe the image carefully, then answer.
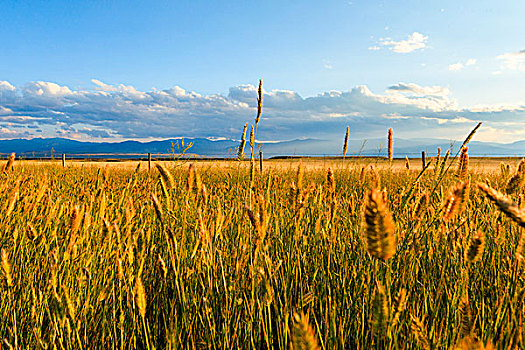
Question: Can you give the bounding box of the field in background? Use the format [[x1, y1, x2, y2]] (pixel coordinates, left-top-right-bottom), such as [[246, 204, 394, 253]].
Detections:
[[0, 156, 524, 348], [13, 156, 522, 172]]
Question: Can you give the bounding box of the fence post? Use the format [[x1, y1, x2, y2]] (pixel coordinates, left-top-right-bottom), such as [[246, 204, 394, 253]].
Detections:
[[62, 153, 66, 168], [259, 151, 263, 172], [148, 153, 151, 171], [421, 151, 426, 169]]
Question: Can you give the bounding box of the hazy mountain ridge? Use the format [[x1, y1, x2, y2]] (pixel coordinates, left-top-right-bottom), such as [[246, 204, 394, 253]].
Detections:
[[0, 137, 523, 158]]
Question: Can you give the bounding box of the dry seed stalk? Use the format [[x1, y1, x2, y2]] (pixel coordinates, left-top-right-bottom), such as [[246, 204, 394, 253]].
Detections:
[[388, 128, 393, 163], [477, 183, 525, 228], [466, 231, 485, 264], [342, 126, 349, 157], [237, 123, 248, 160], [443, 180, 470, 221], [457, 147, 469, 179], [363, 188, 396, 261], [3, 153, 15, 173], [186, 164, 195, 193], [151, 193, 163, 223], [372, 282, 389, 336], [135, 276, 147, 318], [326, 168, 335, 193], [392, 288, 408, 326], [291, 312, 320, 350], [410, 315, 431, 350], [506, 158, 525, 194], [1, 248, 13, 287], [69, 205, 82, 234], [459, 294, 474, 338], [155, 163, 175, 189]]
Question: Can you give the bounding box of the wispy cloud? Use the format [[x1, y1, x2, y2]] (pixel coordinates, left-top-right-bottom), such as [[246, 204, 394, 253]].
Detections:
[[376, 32, 428, 53], [449, 62, 464, 71], [0, 79, 524, 142], [448, 58, 476, 71], [497, 50, 525, 72]]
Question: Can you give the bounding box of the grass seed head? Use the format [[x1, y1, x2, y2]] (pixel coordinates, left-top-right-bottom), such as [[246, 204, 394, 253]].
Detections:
[[477, 182, 525, 228], [237, 123, 248, 160], [363, 188, 396, 261], [443, 179, 470, 221], [155, 163, 175, 189], [466, 231, 485, 264], [342, 126, 349, 157], [388, 128, 393, 163], [457, 147, 470, 179], [291, 312, 320, 350], [135, 276, 147, 318], [1, 248, 13, 287]]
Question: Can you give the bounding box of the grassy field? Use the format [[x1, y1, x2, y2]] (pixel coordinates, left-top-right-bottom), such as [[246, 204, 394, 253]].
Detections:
[[0, 154, 524, 349]]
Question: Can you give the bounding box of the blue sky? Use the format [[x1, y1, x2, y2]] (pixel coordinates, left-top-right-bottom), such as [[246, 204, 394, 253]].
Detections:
[[0, 0, 524, 142]]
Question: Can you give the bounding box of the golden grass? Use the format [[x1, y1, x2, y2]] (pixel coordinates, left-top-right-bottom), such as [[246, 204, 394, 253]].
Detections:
[[0, 156, 523, 348]]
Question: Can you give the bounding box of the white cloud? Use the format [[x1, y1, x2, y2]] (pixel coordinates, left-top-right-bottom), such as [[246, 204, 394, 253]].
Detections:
[[91, 79, 118, 92], [497, 50, 525, 72], [0, 79, 524, 142], [448, 58, 476, 71], [449, 62, 464, 71], [378, 32, 428, 53], [387, 82, 450, 97], [368, 46, 381, 51]]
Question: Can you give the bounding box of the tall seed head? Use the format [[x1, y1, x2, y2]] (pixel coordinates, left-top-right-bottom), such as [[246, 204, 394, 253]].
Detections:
[[151, 193, 163, 223], [155, 163, 175, 189], [411, 315, 431, 350], [388, 128, 393, 163], [342, 126, 349, 157], [477, 182, 525, 228], [3, 153, 15, 173], [326, 168, 335, 193], [135, 276, 147, 318], [186, 164, 195, 193], [459, 294, 474, 337], [457, 147, 469, 179], [466, 231, 485, 264], [505, 159, 525, 194], [291, 312, 320, 350], [255, 79, 263, 125], [1, 248, 13, 287], [249, 125, 255, 154], [69, 205, 82, 234], [363, 188, 396, 261], [237, 123, 248, 160], [392, 288, 408, 326], [443, 179, 470, 221]]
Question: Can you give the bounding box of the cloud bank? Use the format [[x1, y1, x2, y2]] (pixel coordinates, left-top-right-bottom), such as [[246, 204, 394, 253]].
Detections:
[[0, 79, 524, 142]]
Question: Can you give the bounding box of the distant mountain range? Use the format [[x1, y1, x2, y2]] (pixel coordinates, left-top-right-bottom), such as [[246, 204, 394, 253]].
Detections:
[[0, 137, 523, 158]]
